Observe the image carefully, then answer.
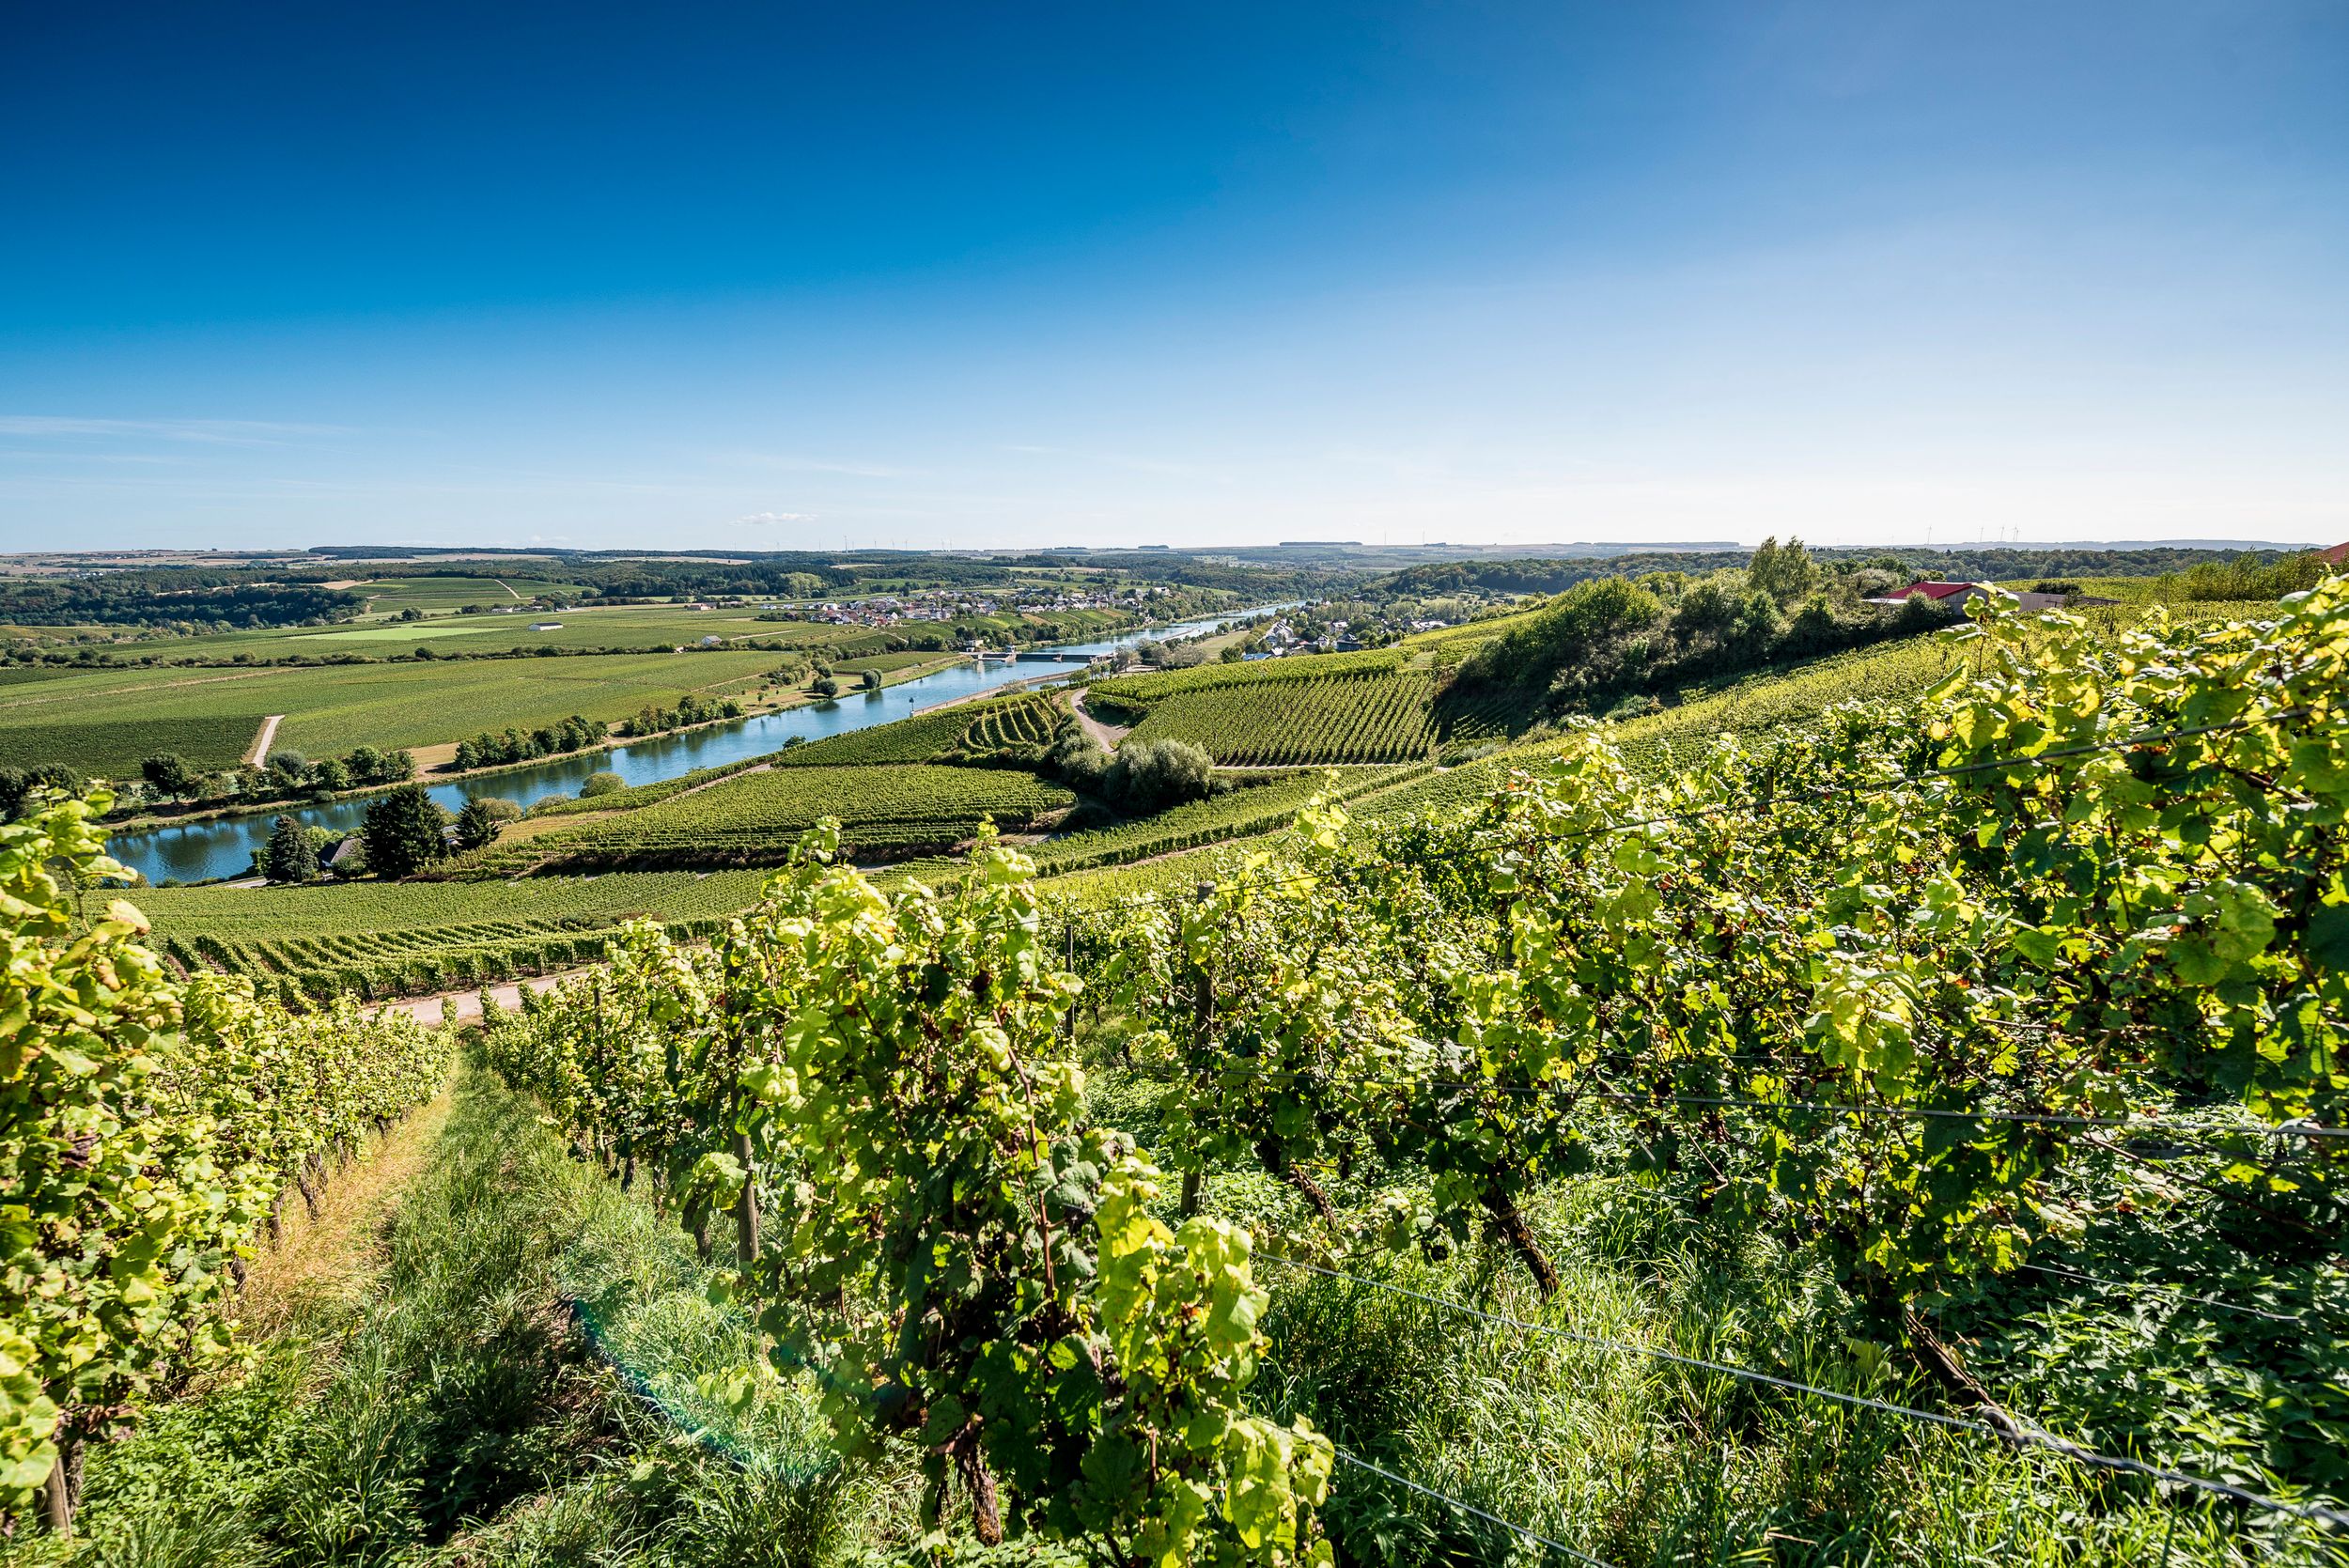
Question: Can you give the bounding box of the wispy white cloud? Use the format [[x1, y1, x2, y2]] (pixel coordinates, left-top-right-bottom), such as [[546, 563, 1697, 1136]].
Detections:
[[736, 510, 818, 525], [0, 415, 350, 446]]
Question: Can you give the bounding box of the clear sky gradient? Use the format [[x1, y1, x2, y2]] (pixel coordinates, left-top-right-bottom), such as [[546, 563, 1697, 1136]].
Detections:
[[4, 2, 2344, 552]]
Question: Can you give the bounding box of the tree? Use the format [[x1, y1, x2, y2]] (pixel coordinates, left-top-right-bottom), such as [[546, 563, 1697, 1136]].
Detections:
[[580, 770, 625, 798], [362, 784, 449, 878], [261, 814, 318, 882], [813, 675, 843, 698], [860, 667, 883, 691], [453, 798, 504, 851], [307, 757, 350, 793], [140, 753, 197, 802], [1747, 536, 1814, 603]]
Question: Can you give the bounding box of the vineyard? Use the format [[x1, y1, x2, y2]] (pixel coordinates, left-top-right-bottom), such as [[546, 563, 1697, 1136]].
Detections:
[[1087, 647, 1409, 718], [881, 763, 1434, 889], [949, 690, 1063, 764], [1125, 672, 1441, 765], [466, 582, 2349, 1564], [474, 763, 1076, 872], [139, 870, 772, 1002], [0, 650, 790, 771], [0, 713, 264, 777], [773, 690, 1066, 768], [0, 792, 454, 1533]]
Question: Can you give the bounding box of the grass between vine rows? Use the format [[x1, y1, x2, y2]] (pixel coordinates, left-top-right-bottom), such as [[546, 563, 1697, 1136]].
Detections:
[[21, 1048, 2326, 1567], [0, 1066, 914, 1568]]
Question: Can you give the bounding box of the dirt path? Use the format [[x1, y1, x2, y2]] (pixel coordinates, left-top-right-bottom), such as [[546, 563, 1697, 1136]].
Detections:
[[1066, 691, 1131, 750], [239, 1086, 454, 1333], [492, 578, 523, 600], [368, 969, 584, 1027], [671, 761, 769, 799], [243, 713, 287, 767]]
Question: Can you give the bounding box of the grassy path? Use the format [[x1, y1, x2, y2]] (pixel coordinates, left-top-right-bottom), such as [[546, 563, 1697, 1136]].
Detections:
[[4, 1066, 881, 1568], [239, 1087, 454, 1335]]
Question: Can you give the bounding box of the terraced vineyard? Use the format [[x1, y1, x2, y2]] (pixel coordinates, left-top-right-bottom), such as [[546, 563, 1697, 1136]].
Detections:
[[1124, 670, 1440, 764], [950, 691, 1060, 762], [776, 690, 1063, 768], [475, 763, 1076, 871], [139, 870, 770, 1002], [1086, 648, 1406, 715]]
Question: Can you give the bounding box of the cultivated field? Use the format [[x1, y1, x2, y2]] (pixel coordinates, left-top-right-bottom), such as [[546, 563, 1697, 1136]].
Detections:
[[139, 870, 770, 1002], [471, 762, 1076, 871], [0, 648, 786, 769]]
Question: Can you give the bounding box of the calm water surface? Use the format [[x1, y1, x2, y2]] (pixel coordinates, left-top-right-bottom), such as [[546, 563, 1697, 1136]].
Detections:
[[113, 613, 1274, 885]]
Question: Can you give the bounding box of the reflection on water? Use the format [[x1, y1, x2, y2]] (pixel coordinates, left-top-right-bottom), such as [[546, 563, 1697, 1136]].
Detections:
[[112, 612, 1271, 885]]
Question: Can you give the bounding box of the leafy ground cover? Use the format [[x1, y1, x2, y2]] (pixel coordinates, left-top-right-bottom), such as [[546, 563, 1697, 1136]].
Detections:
[[0, 1065, 895, 1567]]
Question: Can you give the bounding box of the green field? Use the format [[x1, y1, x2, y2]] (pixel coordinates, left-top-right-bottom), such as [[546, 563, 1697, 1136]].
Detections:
[[278, 603, 895, 656], [290, 620, 517, 644], [0, 649, 785, 770], [474, 763, 1077, 871], [0, 712, 265, 776], [138, 870, 770, 1002], [348, 575, 587, 614]]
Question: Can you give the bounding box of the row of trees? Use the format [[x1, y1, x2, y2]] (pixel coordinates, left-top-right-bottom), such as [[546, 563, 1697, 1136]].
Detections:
[[138, 743, 413, 810], [613, 692, 742, 737], [450, 713, 607, 770], [1459, 536, 1946, 710]]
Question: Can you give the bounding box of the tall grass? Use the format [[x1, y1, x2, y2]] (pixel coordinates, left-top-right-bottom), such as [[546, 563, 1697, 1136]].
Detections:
[[1132, 1069, 2346, 1568]]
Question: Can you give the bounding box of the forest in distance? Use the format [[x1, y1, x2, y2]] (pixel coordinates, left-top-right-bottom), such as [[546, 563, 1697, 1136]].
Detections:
[[4, 537, 2346, 1568]]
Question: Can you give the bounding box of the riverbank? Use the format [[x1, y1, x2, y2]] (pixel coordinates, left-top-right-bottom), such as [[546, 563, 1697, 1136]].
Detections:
[[105, 609, 1291, 885], [101, 652, 967, 834]]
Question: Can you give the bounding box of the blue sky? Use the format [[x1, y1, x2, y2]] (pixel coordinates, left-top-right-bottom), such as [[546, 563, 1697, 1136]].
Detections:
[[4, 1, 2344, 552]]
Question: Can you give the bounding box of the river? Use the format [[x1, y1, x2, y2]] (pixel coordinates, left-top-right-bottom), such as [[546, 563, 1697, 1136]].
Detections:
[[111, 611, 1278, 886]]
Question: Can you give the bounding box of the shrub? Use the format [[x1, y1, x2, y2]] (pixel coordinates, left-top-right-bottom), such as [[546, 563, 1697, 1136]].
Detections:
[[1105, 737, 1214, 814], [580, 771, 626, 798]]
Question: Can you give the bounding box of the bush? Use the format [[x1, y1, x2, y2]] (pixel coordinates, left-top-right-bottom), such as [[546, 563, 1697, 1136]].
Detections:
[[1104, 737, 1214, 814], [580, 771, 625, 799]]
